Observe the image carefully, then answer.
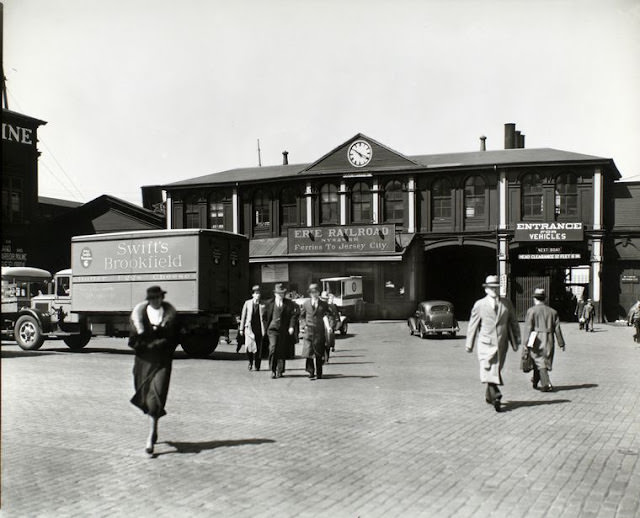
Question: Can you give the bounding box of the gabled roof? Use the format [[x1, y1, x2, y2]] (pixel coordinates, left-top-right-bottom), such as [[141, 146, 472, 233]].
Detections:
[[51, 194, 165, 226], [38, 196, 83, 208]]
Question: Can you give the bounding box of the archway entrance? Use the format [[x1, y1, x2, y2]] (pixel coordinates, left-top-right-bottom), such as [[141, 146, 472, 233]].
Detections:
[[424, 245, 496, 319]]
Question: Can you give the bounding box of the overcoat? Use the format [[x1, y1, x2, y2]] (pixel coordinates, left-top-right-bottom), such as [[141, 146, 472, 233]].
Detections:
[[300, 299, 334, 358], [128, 301, 178, 418], [465, 295, 521, 385], [262, 298, 298, 360], [581, 302, 595, 322], [239, 299, 266, 353], [523, 303, 565, 371]]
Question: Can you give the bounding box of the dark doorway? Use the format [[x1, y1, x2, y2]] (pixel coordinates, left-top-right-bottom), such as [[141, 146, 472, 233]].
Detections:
[[424, 245, 496, 319]]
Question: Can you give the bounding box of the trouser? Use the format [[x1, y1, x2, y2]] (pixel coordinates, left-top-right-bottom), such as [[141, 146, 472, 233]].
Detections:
[[306, 357, 323, 378], [485, 383, 501, 403], [532, 365, 551, 388], [584, 318, 594, 331], [246, 351, 262, 370], [324, 347, 330, 363], [633, 320, 640, 342]]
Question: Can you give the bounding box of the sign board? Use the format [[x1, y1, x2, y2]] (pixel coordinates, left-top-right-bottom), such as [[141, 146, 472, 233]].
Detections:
[[261, 263, 289, 283], [518, 246, 582, 260], [514, 222, 584, 242], [2, 123, 34, 145], [1, 240, 27, 267], [621, 275, 639, 284], [288, 224, 396, 255]]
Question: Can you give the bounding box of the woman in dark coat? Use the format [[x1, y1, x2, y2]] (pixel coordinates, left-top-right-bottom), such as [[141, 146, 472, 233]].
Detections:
[[128, 286, 178, 455]]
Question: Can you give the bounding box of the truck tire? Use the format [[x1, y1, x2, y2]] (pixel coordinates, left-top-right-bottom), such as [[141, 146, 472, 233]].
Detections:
[[181, 333, 218, 358], [15, 315, 45, 350], [64, 330, 92, 350]]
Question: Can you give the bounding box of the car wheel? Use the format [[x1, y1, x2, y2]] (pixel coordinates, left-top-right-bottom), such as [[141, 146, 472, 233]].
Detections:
[[15, 315, 45, 350], [64, 330, 92, 350], [419, 325, 427, 339]]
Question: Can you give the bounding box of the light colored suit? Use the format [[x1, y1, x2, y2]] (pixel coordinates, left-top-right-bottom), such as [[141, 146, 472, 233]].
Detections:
[[466, 295, 521, 384], [239, 299, 265, 353], [523, 303, 565, 371]]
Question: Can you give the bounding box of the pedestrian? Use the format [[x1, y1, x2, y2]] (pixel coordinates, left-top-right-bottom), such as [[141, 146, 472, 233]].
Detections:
[[575, 296, 586, 330], [628, 299, 640, 343], [263, 283, 298, 379], [239, 285, 266, 371], [522, 288, 566, 392], [300, 284, 334, 380], [581, 298, 596, 332], [465, 275, 521, 412], [128, 286, 179, 455], [321, 290, 338, 362]]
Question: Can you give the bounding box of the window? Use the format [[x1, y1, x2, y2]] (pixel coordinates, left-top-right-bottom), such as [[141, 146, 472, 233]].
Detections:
[[184, 194, 201, 228], [464, 176, 485, 219], [2, 176, 23, 224], [253, 190, 271, 232], [319, 184, 339, 224], [209, 190, 231, 230], [432, 178, 452, 221], [280, 188, 298, 229], [384, 263, 406, 300], [56, 276, 71, 297], [555, 173, 578, 217], [522, 173, 544, 218], [383, 180, 404, 223], [351, 182, 372, 223]]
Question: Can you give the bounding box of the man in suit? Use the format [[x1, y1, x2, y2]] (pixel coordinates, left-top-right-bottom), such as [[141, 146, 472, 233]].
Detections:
[[466, 275, 521, 412], [575, 296, 586, 330], [239, 285, 265, 371], [522, 288, 565, 392], [581, 299, 596, 332], [300, 284, 334, 380], [262, 283, 298, 379]]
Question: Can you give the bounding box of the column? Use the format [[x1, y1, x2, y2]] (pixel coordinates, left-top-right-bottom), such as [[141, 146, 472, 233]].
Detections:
[[305, 182, 313, 227], [591, 236, 603, 321], [593, 167, 603, 231], [232, 187, 239, 234], [339, 181, 347, 225], [498, 170, 508, 297], [372, 178, 380, 224], [165, 191, 172, 229], [499, 170, 507, 229], [407, 176, 416, 233]]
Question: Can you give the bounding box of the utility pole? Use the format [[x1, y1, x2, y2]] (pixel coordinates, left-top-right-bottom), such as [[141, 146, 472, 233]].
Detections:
[[257, 138, 262, 167]]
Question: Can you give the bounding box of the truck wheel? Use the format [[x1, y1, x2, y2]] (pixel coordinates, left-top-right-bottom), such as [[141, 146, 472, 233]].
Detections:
[[64, 331, 92, 350], [15, 315, 45, 350], [181, 334, 218, 358]]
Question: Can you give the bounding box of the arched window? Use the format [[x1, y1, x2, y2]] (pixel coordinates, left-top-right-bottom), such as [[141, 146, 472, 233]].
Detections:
[[319, 184, 339, 224], [521, 173, 544, 218], [253, 190, 271, 232], [555, 173, 578, 216], [464, 176, 485, 219], [384, 180, 404, 223], [208, 190, 231, 230], [184, 193, 201, 228], [432, 178, 452, 221], [280, 187, 298, 229], [351, 182, 372, 223]]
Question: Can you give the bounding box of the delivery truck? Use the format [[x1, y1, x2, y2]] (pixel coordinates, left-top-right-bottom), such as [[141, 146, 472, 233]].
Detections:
[[8, 229, 249, 357]]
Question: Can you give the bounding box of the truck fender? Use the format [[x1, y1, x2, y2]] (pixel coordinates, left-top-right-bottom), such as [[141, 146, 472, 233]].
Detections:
[[17, 308, 52, 333]]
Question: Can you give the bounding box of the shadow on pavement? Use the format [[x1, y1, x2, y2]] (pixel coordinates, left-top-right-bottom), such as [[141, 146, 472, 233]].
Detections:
[[319, 374, 378, 380], [327, 361, 374, 365], [553, 383, 598, 391], [1, 350, 58, 358], [155, 438, 275, 456], [501, 399, 571, 412]]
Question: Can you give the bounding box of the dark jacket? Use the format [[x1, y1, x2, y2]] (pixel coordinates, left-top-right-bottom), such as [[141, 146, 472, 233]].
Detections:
[[300, 299, 335, 358], [263, 297, 299, 359]]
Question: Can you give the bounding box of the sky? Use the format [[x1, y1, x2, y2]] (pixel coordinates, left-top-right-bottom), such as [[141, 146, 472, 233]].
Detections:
[[4, 0, 640, 204]]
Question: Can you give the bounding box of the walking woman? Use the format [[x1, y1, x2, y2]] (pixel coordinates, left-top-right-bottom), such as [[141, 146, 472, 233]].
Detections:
[[128, 286, 179, 455]]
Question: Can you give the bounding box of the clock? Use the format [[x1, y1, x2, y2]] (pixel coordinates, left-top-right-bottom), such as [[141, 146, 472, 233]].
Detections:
[[347, 140, 372, 168]]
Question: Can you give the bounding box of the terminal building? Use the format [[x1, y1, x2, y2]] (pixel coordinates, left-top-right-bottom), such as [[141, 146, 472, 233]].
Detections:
[[150, 124, 638, 321]]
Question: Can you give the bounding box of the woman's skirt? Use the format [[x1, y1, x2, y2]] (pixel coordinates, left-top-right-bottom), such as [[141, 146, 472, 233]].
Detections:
[[131, 354, 173, 418]]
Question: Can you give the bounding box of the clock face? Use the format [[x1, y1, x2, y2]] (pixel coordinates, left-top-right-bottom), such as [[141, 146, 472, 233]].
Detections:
[[347, 140, 372, 168]]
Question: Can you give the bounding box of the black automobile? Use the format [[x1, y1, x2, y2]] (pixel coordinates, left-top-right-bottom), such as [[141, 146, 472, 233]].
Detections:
[[408, 300, 459, 338]]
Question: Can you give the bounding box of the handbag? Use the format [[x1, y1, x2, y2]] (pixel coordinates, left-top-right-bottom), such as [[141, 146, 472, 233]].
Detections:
[[521, 348, 535, 373]]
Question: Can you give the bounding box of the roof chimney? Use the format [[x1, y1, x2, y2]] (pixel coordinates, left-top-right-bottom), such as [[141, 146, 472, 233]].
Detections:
[[518, 133, 525, 149], [504, 123, 516, 149], [479, 135, 487, 151], [282, 150, 289, 165]]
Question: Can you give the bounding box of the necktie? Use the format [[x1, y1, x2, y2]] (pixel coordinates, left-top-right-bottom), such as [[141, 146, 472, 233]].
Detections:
[[494, 299, 499, 314]]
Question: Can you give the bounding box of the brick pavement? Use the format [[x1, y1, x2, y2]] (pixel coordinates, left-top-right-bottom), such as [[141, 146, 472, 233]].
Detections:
[[1, 320, 639, 517]]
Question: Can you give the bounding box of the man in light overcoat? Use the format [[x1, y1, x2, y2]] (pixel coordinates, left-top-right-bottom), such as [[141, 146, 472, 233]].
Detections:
[[239, 285, 266, 371], [522, 288, 565, 392], [466, 275, 521, 412], [300, 284, 334, 380]]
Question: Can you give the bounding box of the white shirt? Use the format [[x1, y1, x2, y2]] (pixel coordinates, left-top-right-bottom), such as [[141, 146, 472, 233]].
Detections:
[[146, 305, 164, 326]]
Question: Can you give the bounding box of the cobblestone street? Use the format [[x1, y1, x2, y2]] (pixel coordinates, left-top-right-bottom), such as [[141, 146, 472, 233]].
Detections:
[[2, 321, 639, 517]]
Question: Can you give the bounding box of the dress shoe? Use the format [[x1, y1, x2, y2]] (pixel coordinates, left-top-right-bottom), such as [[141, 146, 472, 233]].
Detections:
[[271, 373, 277, 379], [493, 399, 502, 412], [532, 381, 539, 390], [316, 374, 322, 380], [145, 443, 154, 455], [309, 373, 316, 380], [541, 385, 554, 392], [248, 364, 253, 371]]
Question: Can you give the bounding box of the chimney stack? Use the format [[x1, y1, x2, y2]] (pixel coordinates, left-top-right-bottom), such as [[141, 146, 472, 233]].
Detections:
[[518, 133, 525, 148], [504, 123, 516, 149], [479, 135, 487, 151], [282, 150, 289, 165]]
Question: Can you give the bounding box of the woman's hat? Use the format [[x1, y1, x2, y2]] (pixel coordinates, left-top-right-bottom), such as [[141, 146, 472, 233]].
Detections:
[[308, 283, 321, 294], [251, 285, 261, 293], [533, 288, 546, 299], [320, 290, 329, 300], [273, 283, 288, 294], [146, 286, 166, 300], [482, 275, 500, 288]]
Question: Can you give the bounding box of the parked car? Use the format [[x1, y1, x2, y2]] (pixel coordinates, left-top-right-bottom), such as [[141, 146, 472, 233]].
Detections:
[[408, 300, 459, 338]]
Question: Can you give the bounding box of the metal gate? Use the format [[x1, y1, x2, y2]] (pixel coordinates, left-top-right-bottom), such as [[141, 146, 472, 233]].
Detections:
[[513, 275, 550, 321]]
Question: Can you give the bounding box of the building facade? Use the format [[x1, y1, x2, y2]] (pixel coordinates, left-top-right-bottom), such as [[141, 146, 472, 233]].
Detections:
[[154, 125, 629, 321]]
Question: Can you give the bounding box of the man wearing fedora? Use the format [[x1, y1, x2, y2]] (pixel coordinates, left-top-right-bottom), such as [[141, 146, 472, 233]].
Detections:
[[300, 284, 335, 380], [522, 288, 565, 392], [239, 285, 266, 371], [581, 298, 596, 332], [466, 275, 521, 412], [262, 283, 299, 379]]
